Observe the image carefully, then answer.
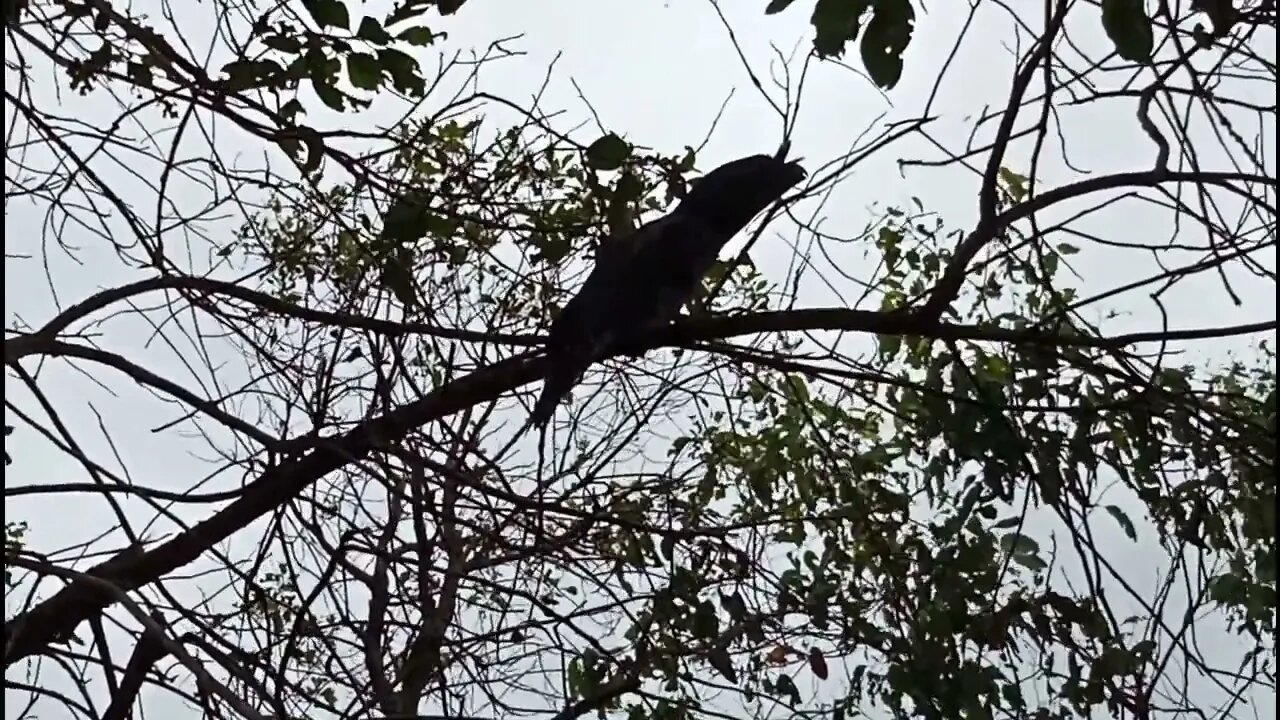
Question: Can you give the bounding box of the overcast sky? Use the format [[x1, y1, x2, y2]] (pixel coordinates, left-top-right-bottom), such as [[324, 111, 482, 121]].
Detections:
[[5, 1, 1275, 718]]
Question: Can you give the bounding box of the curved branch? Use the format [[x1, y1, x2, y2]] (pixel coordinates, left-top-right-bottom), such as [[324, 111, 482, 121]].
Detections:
[[920, 169, 1275, 320]]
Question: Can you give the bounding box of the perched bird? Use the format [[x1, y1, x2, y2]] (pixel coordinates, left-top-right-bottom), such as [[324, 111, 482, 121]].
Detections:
[[531, 151, 807, 427]]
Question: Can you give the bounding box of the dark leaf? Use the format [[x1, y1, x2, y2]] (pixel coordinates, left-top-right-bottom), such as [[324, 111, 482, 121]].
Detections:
[[382, 196, 430, 244], [277, 127, 325, 175], [765, 0, 798, 14], [585, 133, 631, 171], [5, 0, 29, 27], [377, 48, 425, 95], [311, 77, 345, 110], [387, 0, 433, 27], [303, 0, 350, 30], [1208, 573, 1247, 603], [346, 52, 381, 90], [720, 591, 747, 621], [659, 534, 677, 562], [398, 26, 437, 45], [381, 248, 418, 308], [356, 16, 393, 44], [775, 673, 801, 705], [262, 34, 303, 53], [859, 0, 915, 89], [1101, 0, 1155, 62], [1105, 504, 1138, 541], [706, 645, 737, 684], [1013, 553, 1048, 572], [810, 0, 873, 58], [280, 98, 305, 122], [992, 516, 1023, 530], [678, 146, 697, 171], [222, 59, 284, 91], [807, 647, 829, 680], [437, 0, 468, 14], [693, 599, 719, 639], [127, 61, 154, 88], [1000, 532, 1040, 555]]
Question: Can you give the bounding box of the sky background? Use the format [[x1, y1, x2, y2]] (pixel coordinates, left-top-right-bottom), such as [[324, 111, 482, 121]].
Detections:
[[4, 0, 1275, 718]]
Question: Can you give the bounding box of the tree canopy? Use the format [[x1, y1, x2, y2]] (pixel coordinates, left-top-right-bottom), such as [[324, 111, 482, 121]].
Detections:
[[3, 1, 1275, 720]]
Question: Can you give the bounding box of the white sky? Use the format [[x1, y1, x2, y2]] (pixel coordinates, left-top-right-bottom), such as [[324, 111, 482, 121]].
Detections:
[[4, 1, 1275, 718]]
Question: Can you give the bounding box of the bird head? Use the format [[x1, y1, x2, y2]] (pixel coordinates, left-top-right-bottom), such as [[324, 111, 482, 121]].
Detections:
[[678, 154, 807, 234]]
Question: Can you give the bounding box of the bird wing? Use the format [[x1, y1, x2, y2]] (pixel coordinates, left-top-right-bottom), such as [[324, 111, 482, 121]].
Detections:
[[531, 213, 690, 426], [531, 151, 803, 427]]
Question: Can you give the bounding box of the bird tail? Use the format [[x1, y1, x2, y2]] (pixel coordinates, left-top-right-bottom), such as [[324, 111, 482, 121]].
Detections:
[[531, 336, 609, 428], [531, 364, 577, 428]]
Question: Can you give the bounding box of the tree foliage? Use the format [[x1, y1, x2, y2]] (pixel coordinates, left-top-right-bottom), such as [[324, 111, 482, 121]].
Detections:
[[4, 1, 1275, 720]]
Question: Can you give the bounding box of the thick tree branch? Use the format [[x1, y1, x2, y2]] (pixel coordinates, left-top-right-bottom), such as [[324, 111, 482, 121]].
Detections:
[[5, 292, 1274, 665]]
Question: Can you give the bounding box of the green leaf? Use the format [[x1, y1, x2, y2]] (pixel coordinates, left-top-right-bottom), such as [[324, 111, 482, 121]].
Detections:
[[998, 166, 1029, 200], [356, 16, 393, 44], [1101, 0, 1154, 62], [585, 133, 631, 171], [346, 52, 381, 90], [765, 0, 797, 14], [1104, 504, 1137, 541], [859, 1, 915, 89], [1057, 242, 1080, 255], [877, 333, 901, 362], [302, 0, 350, 30], [397, 26, 437, 46]]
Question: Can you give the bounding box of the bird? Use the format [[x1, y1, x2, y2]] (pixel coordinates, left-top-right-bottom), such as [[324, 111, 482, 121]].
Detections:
[[530, 150, 807, 428]]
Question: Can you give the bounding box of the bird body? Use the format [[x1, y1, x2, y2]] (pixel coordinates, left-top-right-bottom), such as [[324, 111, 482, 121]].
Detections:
[[531, 152, 807, 427]]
